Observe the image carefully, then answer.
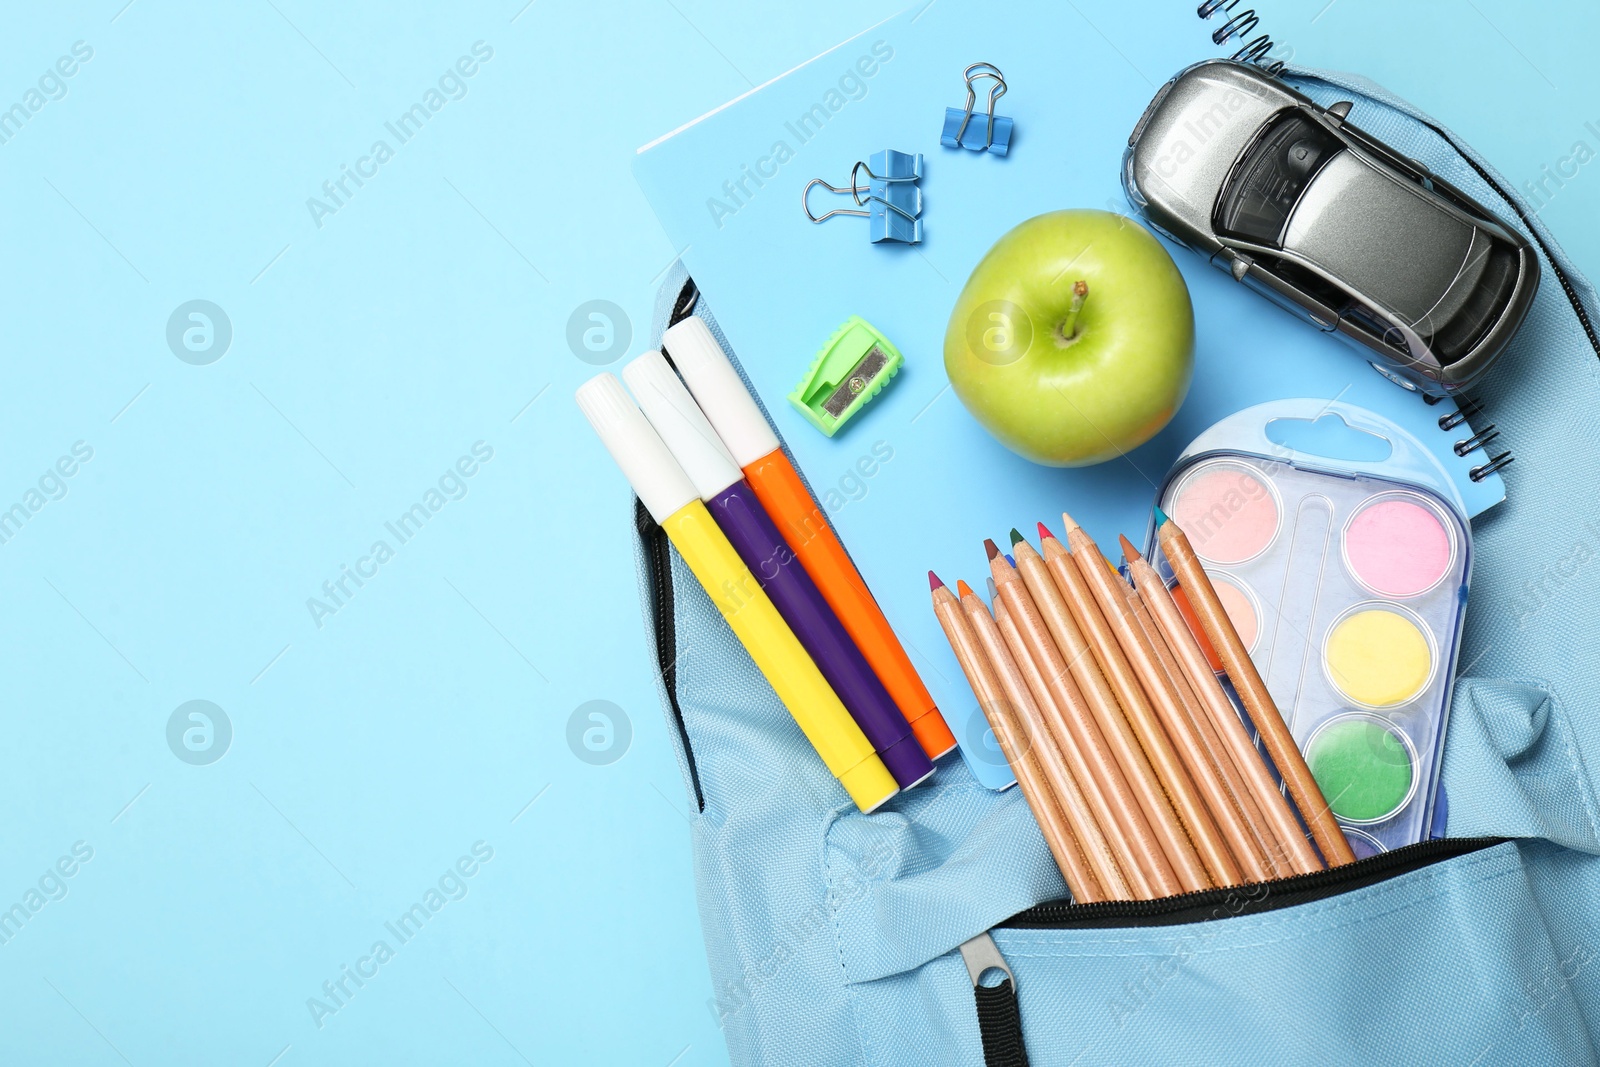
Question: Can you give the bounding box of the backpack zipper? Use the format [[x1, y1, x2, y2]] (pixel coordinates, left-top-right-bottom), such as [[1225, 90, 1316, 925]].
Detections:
[[1415, 117, 1600, 361], [970, 837, 1503, 1067], [634, 277, 708, 813], [1002, 835, 1505, 929], [637, 495, 705, 812]]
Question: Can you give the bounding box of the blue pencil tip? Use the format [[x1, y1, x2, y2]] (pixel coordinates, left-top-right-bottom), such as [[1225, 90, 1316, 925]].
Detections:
[[1152, 504, 1170, 526]]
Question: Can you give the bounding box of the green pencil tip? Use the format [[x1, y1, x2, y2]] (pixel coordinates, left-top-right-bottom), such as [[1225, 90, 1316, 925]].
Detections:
[[1153, 504, 1170, 526], [1008, 527, 1025, 547]]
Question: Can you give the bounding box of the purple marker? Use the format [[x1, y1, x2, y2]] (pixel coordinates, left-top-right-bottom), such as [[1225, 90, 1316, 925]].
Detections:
[[624, 351, 934, 790]]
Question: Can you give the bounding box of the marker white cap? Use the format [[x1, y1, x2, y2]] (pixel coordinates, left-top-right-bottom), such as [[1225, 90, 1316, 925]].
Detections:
[[622, 351, 742, 503], [574, 373, 697, 524], [661, 316, 781, 468]]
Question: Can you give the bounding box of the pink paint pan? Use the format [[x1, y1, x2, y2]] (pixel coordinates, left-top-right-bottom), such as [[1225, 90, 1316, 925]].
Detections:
[[1341, 492, 1457, 599]]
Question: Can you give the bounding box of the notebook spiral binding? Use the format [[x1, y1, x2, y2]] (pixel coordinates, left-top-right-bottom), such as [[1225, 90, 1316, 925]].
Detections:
[[1442, 396, 1514, 480], [1196, 0, 1284, 75], [1198, 1, 1514, 484]]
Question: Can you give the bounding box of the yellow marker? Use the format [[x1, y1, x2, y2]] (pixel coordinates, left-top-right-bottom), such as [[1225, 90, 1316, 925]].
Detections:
[[576, 373, 897, 812]]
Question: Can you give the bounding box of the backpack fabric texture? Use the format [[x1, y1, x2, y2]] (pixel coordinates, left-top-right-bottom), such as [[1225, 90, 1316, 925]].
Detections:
[[632, 67, 1600, 1066]]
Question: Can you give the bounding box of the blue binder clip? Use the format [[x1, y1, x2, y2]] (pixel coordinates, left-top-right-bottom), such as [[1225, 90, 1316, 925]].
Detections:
[[941, 63, 1012, 156], [803, 150, 923, 244]]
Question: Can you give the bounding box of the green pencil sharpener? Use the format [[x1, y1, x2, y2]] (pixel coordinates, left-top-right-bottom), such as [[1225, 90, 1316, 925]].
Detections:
[[787, 316, 903, 437]]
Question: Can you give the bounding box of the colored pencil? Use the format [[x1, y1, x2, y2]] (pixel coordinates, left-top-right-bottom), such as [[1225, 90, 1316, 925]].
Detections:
[[985, 579, 1152, 895], [1052, 517, 1256, 885], [990, 593, 1130, 901], [986, 566, 1183, 900], [1121, 535, 1324, 876], [1121, 576, 1280, 880], [1029, 527, 1215, 892], [1155, 506, 1358, 867], [997, 538, 1203, 894], [984, 572, 1157, 900], [938, 577, 1104, 900]]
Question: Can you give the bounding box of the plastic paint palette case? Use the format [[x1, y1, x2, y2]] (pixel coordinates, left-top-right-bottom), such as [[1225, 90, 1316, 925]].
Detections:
[[1154, 454, 1470, 853]]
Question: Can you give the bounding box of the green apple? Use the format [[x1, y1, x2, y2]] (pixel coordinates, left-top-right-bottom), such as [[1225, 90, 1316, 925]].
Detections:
[[943, 210, 1194, 466]]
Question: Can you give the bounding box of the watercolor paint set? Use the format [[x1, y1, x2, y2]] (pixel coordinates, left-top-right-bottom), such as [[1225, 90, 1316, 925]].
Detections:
[[1148, 400, 1474, 854]]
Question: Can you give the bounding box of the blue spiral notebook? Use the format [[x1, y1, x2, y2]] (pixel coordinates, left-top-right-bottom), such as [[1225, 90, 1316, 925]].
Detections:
[[631, 0, 1507, 788]]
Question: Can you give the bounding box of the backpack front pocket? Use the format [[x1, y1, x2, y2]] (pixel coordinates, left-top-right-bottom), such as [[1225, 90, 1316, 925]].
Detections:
[[832, 840, 1599, 1065]]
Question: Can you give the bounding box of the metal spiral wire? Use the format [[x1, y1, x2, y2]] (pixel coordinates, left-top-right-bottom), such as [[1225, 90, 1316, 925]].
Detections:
[[1438, 395, 1513, 480], [1197, 0, 1285, 76]]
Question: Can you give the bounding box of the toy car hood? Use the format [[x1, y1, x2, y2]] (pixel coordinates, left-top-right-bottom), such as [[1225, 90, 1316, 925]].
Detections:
[[1123, 60, 1297, 250]]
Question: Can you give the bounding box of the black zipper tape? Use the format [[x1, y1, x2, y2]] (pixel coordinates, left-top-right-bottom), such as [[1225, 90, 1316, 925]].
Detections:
[[1002, 836, 1506, 930], [635, 278, 708, 813], [1426, 119, 1600, 362], [668, 277, 701, 328], [637, 495, 705, 812]]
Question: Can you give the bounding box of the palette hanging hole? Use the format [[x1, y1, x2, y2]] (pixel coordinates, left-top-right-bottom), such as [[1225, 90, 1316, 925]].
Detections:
[[1264, 412, 1393, 463]]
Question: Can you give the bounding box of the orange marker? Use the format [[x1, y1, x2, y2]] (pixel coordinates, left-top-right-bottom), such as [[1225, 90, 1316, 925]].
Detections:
[[664, 316, 957, 759]]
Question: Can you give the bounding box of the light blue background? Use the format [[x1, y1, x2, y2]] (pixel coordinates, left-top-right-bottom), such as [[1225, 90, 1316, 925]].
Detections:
[[0, 1, 1593, 1065]]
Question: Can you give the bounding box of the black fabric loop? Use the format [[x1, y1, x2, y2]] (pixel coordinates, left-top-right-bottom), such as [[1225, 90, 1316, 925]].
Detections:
[[974, 978, 1031, 1067]]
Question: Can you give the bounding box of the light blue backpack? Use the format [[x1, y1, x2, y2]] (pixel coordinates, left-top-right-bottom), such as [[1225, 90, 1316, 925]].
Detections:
[[634, 67, 1600, 1066]]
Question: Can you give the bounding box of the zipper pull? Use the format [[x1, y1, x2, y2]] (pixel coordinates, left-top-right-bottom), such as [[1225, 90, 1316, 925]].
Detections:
[[959, 932, 1015, 990], [960, 933, 1031, 1067]]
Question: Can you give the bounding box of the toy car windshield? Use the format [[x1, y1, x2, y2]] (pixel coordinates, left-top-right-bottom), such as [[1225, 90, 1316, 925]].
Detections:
[[1215, 111, 1344, 247]]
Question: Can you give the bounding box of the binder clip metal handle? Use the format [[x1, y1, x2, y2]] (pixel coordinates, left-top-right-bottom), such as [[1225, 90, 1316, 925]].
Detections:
[[955, 63, 1006, 148], [802, 177, 871, 223], [941, 62, 1014, 156], [802, 151, 924, 244], [802, 160, 916, 221]]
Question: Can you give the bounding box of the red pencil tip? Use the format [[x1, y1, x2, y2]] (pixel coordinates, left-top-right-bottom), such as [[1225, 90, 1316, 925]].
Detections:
[[955, 579, 975, 598], [1118, 534, 1142, 562], [983, 538, 1000, 561], [1036, 521, 1055, 541], [928, 570, 944, 591]]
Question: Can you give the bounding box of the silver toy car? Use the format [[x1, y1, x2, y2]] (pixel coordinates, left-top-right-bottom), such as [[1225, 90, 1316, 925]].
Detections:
[[1123, 60, 1538, 396]]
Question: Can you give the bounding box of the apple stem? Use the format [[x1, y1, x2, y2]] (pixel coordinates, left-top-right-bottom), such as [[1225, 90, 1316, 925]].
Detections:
[[1055, 281, 1089, 346]]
